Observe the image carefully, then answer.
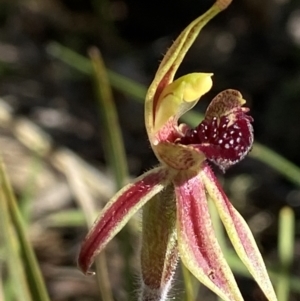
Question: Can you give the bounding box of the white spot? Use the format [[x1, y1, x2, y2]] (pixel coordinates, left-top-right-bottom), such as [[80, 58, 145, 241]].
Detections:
[[229, 139, 234, 145], [225, 143, 230, 149], [239, 132, 243, 137], [223, 133, 227, 138], [236, 137, 241, 143], [230, 130, 235, 135], [218, 139, 223, 144], [213, 133, 217, 138]]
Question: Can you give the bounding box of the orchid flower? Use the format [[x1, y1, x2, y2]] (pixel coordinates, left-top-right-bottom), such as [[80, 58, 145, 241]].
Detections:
[[78, 1, 278, 301]]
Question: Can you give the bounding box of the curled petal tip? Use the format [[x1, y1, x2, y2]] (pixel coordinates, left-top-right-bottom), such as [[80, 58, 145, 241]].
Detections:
[[216, 0, 233, 10], [77, 244, 96, 275], [77, 233, 100, 275], [82, 269, 95, 276]]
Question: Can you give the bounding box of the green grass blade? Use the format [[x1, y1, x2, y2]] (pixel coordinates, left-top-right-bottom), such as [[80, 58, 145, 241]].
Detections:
[[89, 47, 129, 189], [0, 269, 4, 301], [225, 250, 300, 294], [19, 155, 42, 224], [276, 207, 295, 301], [47, 42, 92, 75], [3, 281, 15, 301], [181, 262, 196, 301], [0, 158, 50, 301], [42, 209, 86, 227], [278, 207, 295, 267], [0, 187, 32, 301], [47, 42, 146, 101], [250, 143, 300, 187]]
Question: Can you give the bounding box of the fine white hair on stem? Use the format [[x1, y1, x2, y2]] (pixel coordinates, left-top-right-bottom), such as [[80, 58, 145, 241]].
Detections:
[[138, 279, 173, 301], [136, 254, 174, 301]]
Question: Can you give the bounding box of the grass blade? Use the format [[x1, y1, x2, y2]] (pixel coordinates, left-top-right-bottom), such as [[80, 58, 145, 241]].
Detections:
[[0, 182, 32, 301], [89, 47, 129, 189], [0, 158, 50, 301], [276, 207, 295, 301], [42, 209, 86, 227], [47, 42, 146, 101], [19, 155, 42, 224], [250, 143, 300, 187], [181, 262, 197, 301]]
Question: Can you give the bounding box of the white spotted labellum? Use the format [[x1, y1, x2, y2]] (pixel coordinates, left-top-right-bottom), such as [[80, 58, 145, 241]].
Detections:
[[78, 1, 278, 301]]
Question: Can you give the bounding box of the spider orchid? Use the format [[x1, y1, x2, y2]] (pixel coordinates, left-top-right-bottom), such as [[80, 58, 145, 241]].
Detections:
[[78, 1, 277, 300]]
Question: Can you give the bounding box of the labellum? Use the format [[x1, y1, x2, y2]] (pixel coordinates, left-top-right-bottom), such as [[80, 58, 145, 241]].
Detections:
[[178, 90, 254, 171]]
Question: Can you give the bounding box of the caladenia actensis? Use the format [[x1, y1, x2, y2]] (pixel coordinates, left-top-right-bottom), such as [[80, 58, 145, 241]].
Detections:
[[78, 1, 278, 301]]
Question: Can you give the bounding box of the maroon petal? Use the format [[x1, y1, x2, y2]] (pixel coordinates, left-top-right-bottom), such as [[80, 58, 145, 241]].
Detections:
[[174, 172, 243, 301], [201, 163, 277, 301], [78, 167, 172, 274]]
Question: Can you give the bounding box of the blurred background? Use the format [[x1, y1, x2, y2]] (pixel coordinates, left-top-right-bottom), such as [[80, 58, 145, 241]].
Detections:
[[0, 0, 300, 300]]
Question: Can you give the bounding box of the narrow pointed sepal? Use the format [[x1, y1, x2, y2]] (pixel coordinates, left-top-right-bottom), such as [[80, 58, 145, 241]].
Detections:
[[201, 163, 278, 301], [140, 185, 178, 301], [145, 3, 225, 140], [78, 166, 172, 274], [174, 173, 244, 301]]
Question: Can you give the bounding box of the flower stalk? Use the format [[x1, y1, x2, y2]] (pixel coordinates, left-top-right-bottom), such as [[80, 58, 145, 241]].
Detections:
[[140, 186, 178, 301]]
